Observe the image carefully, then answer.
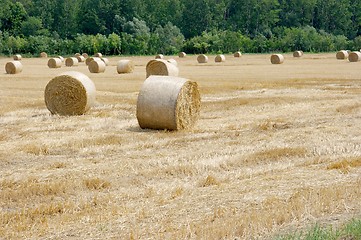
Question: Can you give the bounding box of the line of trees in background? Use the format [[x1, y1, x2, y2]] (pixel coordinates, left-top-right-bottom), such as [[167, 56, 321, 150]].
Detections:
[[1, 0, 361, 56]]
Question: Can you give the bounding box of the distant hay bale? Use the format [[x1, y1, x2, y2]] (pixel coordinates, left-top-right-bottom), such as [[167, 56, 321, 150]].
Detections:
[[5, 61, 23, 74], [13, 54, 22, 60], [40, 52, 48, 58], [88, 59, 106, 73], [197, 54, 208, 63], [65, 57, 79, 67], [348, 51, 361, 62], [155, 54, 164, 59], [215, 54, 226, 62], [94, 53, 102, 58], [47, 58, 62, 68], [293, 51, 303, 57], [58, 56, 64, 62], [44, 71, 96, 116], [178, 52, 186, 58], [86, 57, 101, 66], [336, 50, 349, 60], [270, 54, 284, 64], [167, 58, 178, 66], [136, 75, 201, 130], [82, 53, 89, 58], [117, 60, 134, 74], [234, 51, 242, 57], [101, 58, 109, 66], [76, 55, 85, 63], [146, 59, 179, 78], [74, 53, 81, 57]]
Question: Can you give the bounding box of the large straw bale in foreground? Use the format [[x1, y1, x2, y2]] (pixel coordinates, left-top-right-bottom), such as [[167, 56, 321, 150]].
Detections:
[[48, 58, 62, 68], [65, 57, 79, 67], [270, 54, 284, 64], [197, 54, 208, 63], [348, 51, 361, 62], [215, 54, 226, 62], [44, 71, 96, 116], [234, 51, 242, 57], [136, 76, 201, 130], [13, 54, 22, 60], [146, 59, 179, 78], [293, 51, 303, 57], [117, 60, 134, 74], [5, 61, 23, 74], [336, 50, 349, 60], [88, 59, 106, 73]]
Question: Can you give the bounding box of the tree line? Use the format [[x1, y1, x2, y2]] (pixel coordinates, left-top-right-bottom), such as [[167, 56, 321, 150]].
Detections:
[[0, 0, 361, 56]]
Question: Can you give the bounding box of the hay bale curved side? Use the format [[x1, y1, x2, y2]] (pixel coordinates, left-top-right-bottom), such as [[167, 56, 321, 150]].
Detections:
[[74, 53, 81, 57], [215, 54, 226, 62], [58, 56, 65, 62], [155, 54, 164, 59], [167, 59, 178, 66], [44, 71, 96, 116], [101, 58, 109, 66], [234, 51, 242, 57], [178, 52, 186, 58], [197, 54, 208, 63], [336, 50, 349, 60], [65, 57, 79, 67], [348, 52, 361, 62], [270, 54, 284, 64], [88, 59, 106, 73], [117, 60, 134, 74], [293, 51, 303, 57], [76, 55, 85, 63], [94, 53, 102, 58], [82, 53, 89, 58], [5, 61, 23, 74], [146, 59, 179, 78], [13, 54, 22, 61], [136, 76, 201, 130], [40, 52, 48, 58], [48, 58, 62, 68], [85, 57, 101, 66]]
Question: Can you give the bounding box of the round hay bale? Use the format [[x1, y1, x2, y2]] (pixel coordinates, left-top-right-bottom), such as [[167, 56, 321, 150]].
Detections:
[[197, 54, 208, 63], [65, 57, 79, 67], [215, 54, 226, 62], [293, 51, 303, 57], [146, 59, 179, 78], [270, 54, 284, 64], [13, 54, 22, 61], [88, 59, 106, 73], [5, 61, 23, 74], [58, 56, 65, 62], [155, 54, 164, 59], [85, 57, 101, 66], [44, 71, 96, 116], [117, 60, 134, 74], [94, 53, 102, 58], [136, 75, 201, 130], [234, 51, 242, 57], [178, 52, 186, 58], [348, 51, 361, 62], [101, 57, 109, 66], [47, 58, 62, 68], [74, 53, 81, 57], [40, 52, 48, 58], [76, 55, 85, 63], [82, 53, 89, 58], [336, 50, 349, 60], [167, 58, 178, 67]]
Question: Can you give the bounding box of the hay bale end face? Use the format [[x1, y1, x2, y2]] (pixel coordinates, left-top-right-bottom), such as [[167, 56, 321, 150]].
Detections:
[[336, 50, 349, 60], [293, 51, 303, 57], [146, 59, 179, 78], [197, 54, 208, 63], [155, 54, 164, 59], [234, 51, 242, 57], [348, 51, 361, 62], [215, 54, 226, 62], [117, 60, 134, 74], [13, 54, 22, 61], [76, 55, 86, 63], [270, 54, 284, 64], [88, 59, 106, 73], [44, 71, 96, 116], [65, 57, 79, 67], [85, 57, 101, 66], [5, 61, 23, 74], [48, 58, 62, 68], [40, 52, 48, 58], [178, 52, 186, 58], [136, 75, 201, 130]]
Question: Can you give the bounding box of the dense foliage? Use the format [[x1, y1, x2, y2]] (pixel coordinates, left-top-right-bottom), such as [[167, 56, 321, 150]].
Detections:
[[0, 0, 360, 56]]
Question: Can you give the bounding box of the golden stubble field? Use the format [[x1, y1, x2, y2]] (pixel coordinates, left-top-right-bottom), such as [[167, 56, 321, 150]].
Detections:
[[0, 53, 361, 239]]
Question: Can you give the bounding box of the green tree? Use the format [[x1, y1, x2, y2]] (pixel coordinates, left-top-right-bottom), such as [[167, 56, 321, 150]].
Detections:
[[1, 2, 28, 35], [153, 22, 184, 54], [21, 16, 43, 36]]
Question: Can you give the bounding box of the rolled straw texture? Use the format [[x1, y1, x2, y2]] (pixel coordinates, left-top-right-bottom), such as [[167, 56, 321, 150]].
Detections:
[[76, 55, 85, 63], [215, 54, 226, 62], [65, 57, 79, 67], [48, 58, 62, 68], [40, 52, 48, 58], [88, 59, 106, 73], [13, 54, 22, 60], [117, 60, 134, 74], [197, 54, 208, 63], [5, 61, 23, 74], [146, 59, 179, 78], [58, 56, 65, 62], [136, 75, 201, 130], [155, 54, 164, 59], [178, 52, 186, 58], [336, 50, 349, 60], [82, 53, 89, 58], [44, 71, 96, 116], [293, 51, 303, 57], [348, 51, 361, 62], [270, 54, 284, 64], [234, 51, 242, 57], [167, 58, 178, 66], [86, 57, 101, 66], [101, 58, 109, 66], [94, 53, 102, 58], [74, 53, 81, 57]]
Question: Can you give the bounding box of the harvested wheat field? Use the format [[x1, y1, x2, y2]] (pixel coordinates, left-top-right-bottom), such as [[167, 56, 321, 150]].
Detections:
[[0, 53, 361, 239]]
